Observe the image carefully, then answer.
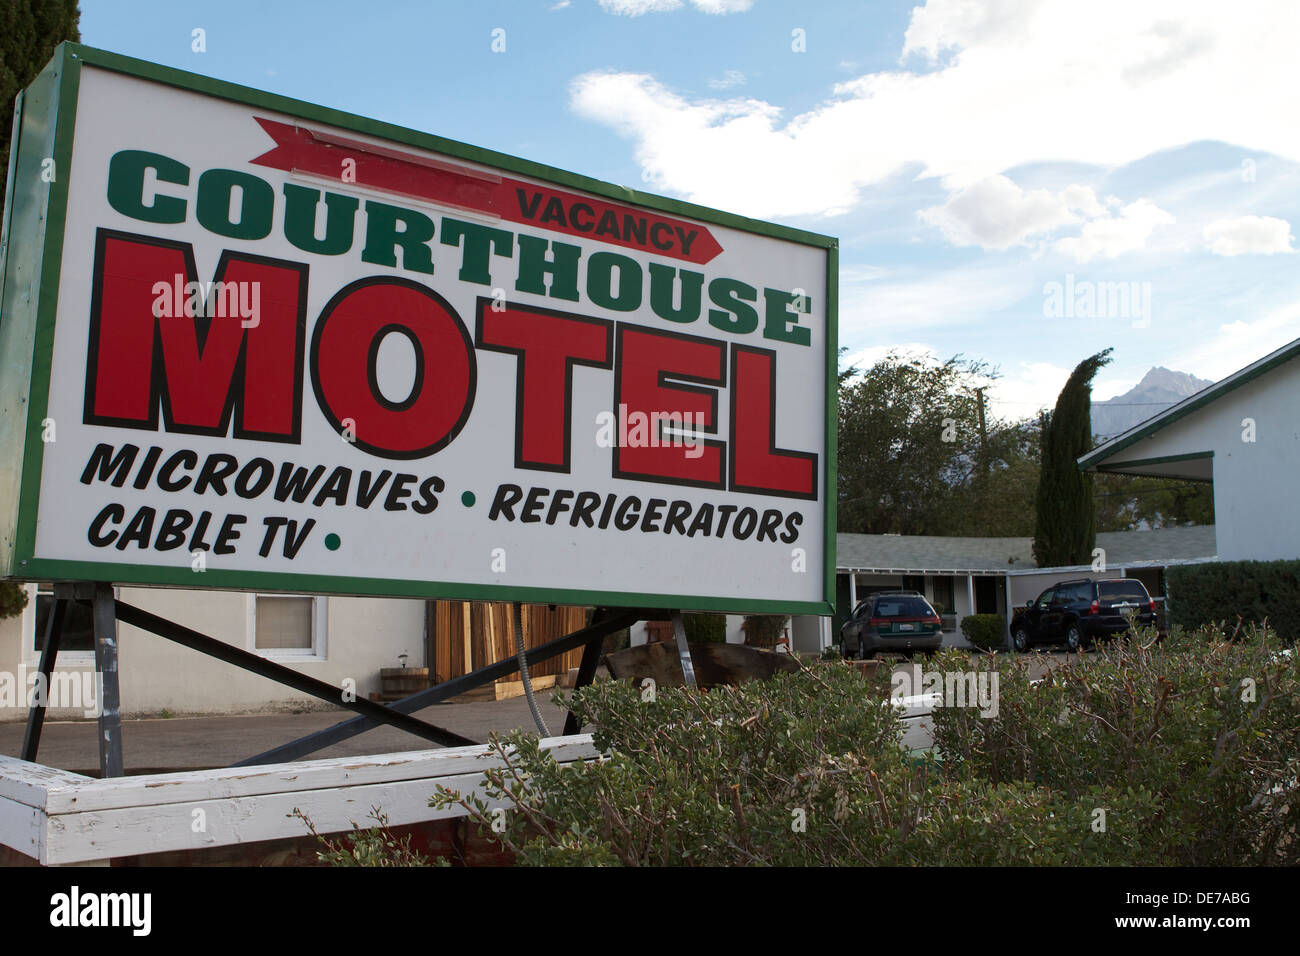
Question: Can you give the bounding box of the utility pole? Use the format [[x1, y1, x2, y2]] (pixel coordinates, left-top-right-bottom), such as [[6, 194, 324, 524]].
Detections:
[[974, 387, 988, 474]]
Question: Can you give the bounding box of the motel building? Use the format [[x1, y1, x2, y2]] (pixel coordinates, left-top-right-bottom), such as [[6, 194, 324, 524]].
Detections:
[[795, 333, 1300, 654], [789, 525, 1217, 655], [1078, 335, 1300, 564]]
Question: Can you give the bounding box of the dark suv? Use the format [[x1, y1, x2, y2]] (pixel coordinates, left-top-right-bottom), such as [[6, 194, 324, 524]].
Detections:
[[1010, 578, 1157, 652], [841, 591, 943, 659]]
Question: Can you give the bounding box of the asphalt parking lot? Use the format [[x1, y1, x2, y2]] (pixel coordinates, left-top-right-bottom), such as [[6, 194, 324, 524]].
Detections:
[[0, 689, 580, 775]]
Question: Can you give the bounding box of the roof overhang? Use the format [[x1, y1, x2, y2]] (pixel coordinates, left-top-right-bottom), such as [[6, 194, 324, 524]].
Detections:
[[1079, 335, 1300, 478], [1083, 450, 1214, 482]]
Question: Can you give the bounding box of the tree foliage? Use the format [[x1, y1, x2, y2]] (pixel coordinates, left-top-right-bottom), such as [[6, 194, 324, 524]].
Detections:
[[1033, 349, 1112, 566], [0, 580, 27, 619], [837, 351, 1038, 536], [1, 0, 80, 189], [1094, 473, 1214, 531]]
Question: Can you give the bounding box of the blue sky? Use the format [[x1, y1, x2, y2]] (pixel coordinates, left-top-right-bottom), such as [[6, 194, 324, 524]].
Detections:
[[80, 0, 1300, 421]]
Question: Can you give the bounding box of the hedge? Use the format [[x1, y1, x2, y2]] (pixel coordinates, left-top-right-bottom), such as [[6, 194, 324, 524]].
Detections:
[[683, 613, 727, 644], [959, 613, 1006, 651], [1167, 559, 1300, 643], [406, 628, 1299, 866], [742, 614, 789, 648]]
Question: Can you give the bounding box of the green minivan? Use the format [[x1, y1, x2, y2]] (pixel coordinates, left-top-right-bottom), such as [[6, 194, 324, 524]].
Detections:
[[841, 591, 944, 659]]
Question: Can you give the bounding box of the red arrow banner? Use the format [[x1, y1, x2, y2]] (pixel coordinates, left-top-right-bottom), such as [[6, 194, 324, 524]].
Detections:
[[250, 118, 724, 265]]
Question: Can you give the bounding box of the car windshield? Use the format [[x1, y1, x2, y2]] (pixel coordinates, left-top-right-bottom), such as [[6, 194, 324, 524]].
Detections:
[[1099, 582, 1150, 601], [873, 596, 934, 618]]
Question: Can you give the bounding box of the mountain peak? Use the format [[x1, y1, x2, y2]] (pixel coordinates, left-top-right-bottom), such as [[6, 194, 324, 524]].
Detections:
[[1092, 367, 1214, 438], [1134, 366, 1212, 394]]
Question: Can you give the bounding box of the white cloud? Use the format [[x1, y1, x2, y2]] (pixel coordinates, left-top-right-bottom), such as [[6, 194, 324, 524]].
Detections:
[[550, 0, 571, 8], [902, 0, 1046, 61], [691, 0, 754, 11], [840, 261, 1035, 339], [1092, 378, 1140, 402], [1169, 297, 1300, 380], [596, 0, 751, 15], [1052, 199, 1175, 262], [840, 342, 940, 375], [1203, 215, 1295, 255], [571, 1, 1300, 219], [708, 69, 747, 90], [919, 175, 1175, 259], [598, 0, 681, 15], [919, 176, 1105, 250], [987, 361, 1072, 420]]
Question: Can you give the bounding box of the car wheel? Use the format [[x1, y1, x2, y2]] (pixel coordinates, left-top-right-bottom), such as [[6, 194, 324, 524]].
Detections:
[[1066, 624, 1084, 653], [1012, 628, 1029, 653]]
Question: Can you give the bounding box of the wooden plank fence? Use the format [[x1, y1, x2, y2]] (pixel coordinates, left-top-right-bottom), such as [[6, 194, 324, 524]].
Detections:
[[432, 602, 589, 700]]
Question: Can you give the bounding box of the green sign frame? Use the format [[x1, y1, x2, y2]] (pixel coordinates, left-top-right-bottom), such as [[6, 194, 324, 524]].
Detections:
[[0, 43, 838, 616]]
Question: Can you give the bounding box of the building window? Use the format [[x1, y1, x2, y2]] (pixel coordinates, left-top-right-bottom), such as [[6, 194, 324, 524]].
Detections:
[[931, 577, 956, 615], [249, 595, 326, 659], [26, 584, 98, 660]]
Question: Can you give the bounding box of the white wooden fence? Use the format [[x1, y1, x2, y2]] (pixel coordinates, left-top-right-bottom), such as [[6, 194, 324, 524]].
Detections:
[[0, 736, 599, 865]]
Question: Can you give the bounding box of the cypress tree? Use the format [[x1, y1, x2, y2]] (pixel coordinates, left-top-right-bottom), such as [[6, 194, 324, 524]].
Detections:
[[1, 0, 81, 191], [1033, 348, 1112, 567]]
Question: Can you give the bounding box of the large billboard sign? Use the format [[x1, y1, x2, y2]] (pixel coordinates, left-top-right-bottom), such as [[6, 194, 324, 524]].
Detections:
[[0, 45, 836, 614]]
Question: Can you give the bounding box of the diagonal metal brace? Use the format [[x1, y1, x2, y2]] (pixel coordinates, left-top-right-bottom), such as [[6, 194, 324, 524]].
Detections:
[[672, 610, 697, 687], [20, 595, 68, 762], [235, 607, 646, 767], [113, 600, 475, 750]]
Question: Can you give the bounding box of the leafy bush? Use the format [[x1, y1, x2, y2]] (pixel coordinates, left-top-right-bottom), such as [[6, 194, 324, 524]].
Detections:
[[0, 582, 29, 620], [959, 613, 1005, 651], [293, 807, 437, 867], [424, 628, 1297, 865], [742, 614, 788, 648], [929, 626, 1299, 865], [1167, 559, 1300, 643], [682, 612, 726, 644]]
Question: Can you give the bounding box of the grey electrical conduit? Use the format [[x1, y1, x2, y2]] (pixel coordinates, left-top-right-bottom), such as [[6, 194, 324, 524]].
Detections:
[[513, 601, 551, 736]]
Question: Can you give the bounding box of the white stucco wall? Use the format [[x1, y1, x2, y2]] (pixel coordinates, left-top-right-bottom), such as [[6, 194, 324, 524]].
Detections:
[[0, 585, 426, 721], [1099, 360, 1300, 562]]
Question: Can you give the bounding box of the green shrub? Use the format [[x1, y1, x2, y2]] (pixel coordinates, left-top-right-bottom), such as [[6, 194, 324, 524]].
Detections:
[[293, 807, 438, 867], [0, 582, 28, 620], [682, 612, 726, 644], [929, 625, 1299, 865], [959, 613, 1005, 651], [425, 629, 1297, 865], [742, 614, 789, 648], [1167, 559, 1300, 643]]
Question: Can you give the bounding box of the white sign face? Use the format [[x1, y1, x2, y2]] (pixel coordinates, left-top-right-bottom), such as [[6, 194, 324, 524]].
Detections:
[[1, 49, 835, 614]]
